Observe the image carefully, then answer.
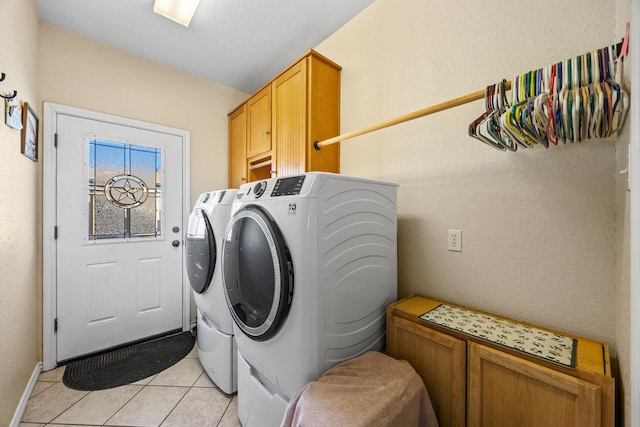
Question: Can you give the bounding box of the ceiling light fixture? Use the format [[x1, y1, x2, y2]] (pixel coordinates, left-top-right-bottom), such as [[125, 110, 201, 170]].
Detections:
[[153, 0, 201, 27]]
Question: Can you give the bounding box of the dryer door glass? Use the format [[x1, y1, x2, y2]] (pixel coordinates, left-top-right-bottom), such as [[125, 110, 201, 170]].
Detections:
[[222, 205, 293, 340], [185, 208, 216, 294]]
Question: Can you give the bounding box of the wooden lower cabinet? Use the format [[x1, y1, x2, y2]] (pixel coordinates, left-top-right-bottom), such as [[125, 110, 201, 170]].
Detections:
[[387, 295, 614, 427], [392, 316, 466, 426], [468, 342, 600, 427]]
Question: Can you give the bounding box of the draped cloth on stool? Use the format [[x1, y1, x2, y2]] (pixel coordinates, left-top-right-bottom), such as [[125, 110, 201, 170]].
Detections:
[[281, 351, 439, 427]]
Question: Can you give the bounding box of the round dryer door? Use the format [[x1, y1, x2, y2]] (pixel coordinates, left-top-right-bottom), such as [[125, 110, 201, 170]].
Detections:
[[222, 205, 293, 341], [185, 208, 216, 294]]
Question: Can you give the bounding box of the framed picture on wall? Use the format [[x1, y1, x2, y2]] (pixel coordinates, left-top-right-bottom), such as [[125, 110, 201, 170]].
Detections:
[[21, 102, 38, 162]]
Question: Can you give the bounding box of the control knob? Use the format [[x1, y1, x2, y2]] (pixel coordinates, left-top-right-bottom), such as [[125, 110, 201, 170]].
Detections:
[[253, 180, 267, 198]]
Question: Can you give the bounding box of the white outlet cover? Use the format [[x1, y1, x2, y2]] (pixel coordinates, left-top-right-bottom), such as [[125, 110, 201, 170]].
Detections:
[[448, 229, 462, 252]]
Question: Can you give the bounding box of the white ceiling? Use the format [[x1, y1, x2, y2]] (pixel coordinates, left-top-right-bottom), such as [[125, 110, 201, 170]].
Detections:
[[36, 0, 374, 94]]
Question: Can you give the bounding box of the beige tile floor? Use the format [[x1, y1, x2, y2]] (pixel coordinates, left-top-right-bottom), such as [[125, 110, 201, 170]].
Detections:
[[19, 344, 240, 427]]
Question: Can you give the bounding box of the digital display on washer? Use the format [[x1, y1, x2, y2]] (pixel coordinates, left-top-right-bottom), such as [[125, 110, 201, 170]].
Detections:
[[271, 175, 305, 196]]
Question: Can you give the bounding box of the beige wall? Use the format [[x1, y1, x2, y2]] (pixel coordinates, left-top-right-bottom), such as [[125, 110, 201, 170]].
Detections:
[[38, 24, 248, 205], [0, 0, 40, 425], [4, 16, 248, 422], [38, 23, 248, 331], [317, 0, 630, 424], [2, 0, 633, 424]]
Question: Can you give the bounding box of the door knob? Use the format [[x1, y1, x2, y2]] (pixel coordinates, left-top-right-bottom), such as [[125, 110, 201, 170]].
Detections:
[[172, 240, 180, 247], [172, 226, 180, 233]]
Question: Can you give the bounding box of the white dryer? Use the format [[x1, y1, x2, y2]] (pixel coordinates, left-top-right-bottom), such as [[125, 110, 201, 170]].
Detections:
[[185, 189, 238, 394], [221, 172, 398, 426]]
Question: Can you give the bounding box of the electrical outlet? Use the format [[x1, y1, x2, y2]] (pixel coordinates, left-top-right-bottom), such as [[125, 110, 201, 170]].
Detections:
[[448, 229, 462, 252]]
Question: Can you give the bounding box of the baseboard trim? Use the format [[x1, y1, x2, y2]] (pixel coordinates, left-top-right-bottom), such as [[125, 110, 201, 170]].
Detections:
[[9, 361, 42, 427]]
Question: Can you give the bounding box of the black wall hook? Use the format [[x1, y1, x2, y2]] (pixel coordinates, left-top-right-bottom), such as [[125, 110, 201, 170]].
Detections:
[[0, 72, 18, 100], [1, 91, 18, 100]]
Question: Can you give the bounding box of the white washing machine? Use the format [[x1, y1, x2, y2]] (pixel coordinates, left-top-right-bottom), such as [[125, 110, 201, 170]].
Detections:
[[221, 172, 398, 426], [185, 189, 238, 394]]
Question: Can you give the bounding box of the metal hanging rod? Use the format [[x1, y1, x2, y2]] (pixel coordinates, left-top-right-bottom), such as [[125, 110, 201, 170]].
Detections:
[[314, 82, 511, 150]]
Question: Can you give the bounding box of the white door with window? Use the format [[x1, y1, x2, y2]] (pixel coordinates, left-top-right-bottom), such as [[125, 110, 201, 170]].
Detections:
[[49, 108, 188, 363]]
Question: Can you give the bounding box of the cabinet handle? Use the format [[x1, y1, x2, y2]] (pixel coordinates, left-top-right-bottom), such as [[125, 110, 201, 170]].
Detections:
[[265, 130, 270, 135], [241, 177, 246, 181]]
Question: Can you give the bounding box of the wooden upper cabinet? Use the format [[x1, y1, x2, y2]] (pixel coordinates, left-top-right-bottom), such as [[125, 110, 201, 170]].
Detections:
[[228, 50, 341, 186], [305, 53, 341, 173], [247, 85, 272, 159], [273, 58, 307, 178], [273, 52, 341, 177], [228, 104, 247, 189]]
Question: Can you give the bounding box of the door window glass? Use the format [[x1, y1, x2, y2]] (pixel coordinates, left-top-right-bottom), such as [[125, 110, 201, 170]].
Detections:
[[87, 139, 162, 240]]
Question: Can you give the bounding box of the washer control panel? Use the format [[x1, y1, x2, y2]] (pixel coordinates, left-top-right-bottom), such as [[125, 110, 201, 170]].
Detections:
[[236, 175, 306, 201], [272, 175, 305, 197]]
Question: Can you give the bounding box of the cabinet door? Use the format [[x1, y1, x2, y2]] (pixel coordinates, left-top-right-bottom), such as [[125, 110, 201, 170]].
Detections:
[[247, 85, 272, 158], [467, 342, 601, 427], [228, 104, 247, 188], [273, 59, 306, 177], [387, 316, 466, 427], [307, 54, 340, 174]]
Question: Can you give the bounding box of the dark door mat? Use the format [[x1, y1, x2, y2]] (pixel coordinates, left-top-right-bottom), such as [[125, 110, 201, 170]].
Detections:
[[62, 331, 195, 391]]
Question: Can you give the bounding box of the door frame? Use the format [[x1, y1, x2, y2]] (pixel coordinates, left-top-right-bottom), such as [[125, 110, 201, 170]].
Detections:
[[631, 2, 640, 424], [42, 103, 191, 371]]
